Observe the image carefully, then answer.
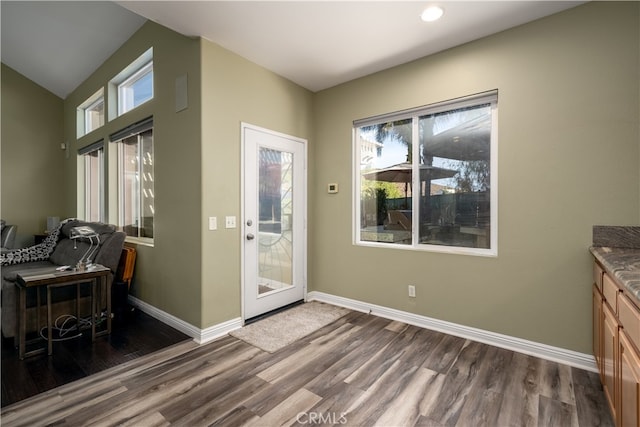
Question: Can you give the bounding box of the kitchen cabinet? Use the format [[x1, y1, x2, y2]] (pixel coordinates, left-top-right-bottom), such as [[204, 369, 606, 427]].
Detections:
[[595, 284, 603, 374], [603, 300, 618, 422], [593, 259, 640, 427], [619, 331, 640, 427]]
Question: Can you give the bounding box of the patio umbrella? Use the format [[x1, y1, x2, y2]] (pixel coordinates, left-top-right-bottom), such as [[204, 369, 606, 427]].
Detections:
[[362, 162, 457, 184], [362, 162, 458, 207]]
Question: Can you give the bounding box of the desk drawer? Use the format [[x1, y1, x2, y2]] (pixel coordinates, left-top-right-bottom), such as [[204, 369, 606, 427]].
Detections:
[[603, 273, 619, 313], [594, 262, 604, 291], [620, 293, 640, 352]]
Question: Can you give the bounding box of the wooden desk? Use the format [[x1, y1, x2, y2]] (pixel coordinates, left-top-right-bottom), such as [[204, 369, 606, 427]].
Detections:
[[15, 265, 111, 359]]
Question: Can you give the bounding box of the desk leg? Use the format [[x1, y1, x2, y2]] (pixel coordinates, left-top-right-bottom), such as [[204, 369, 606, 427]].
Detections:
[[17, 286, 25, 360], [106, 275, 111, 335], [94, 274, 111, 339], [36, 287, 41, 335], [91, 278, 96, 341], [47, 285, 53, 356], [76, 283, 81, 336]]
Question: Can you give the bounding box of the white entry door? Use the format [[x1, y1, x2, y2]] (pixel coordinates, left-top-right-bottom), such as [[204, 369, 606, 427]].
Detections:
[[242, 123, 307, 320]]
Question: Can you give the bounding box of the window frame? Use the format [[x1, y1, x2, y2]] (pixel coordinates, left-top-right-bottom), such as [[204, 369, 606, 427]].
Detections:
[[118, 60, 153, 115], [84, 97, 105, 134], [353, 91, 498, 257], [108, 47, 154, 120], [112, 118, 154, 246], [76, 88, 104, 137], [78, 141, 105, 223]]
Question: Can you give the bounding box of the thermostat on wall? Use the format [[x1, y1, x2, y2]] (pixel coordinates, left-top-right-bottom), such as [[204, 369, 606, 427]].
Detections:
[[327, 183, 339, 194]]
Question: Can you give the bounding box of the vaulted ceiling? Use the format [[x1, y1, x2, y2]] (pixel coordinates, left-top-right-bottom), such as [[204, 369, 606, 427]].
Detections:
[[1, 1, 583, 99]]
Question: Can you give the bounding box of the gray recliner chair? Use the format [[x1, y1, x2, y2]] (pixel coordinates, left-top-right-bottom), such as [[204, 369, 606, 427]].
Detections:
[[1, 220, 17, 250], [0, 219, 125, 338]]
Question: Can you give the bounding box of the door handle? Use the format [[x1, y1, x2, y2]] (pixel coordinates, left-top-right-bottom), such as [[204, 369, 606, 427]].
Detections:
[[246, 233, 255, 240]]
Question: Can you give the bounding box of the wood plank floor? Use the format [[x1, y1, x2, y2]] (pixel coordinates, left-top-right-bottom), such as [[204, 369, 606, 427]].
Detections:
[[1, 309, 613, 426], [1, 308, 191, 407]]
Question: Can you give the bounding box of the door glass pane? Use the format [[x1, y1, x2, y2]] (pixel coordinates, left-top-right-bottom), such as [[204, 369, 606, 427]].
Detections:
[[258, 147, 293, 296]]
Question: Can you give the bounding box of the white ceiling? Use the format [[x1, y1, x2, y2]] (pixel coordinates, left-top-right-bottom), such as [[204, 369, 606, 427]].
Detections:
[[2, 1, 584, 99]]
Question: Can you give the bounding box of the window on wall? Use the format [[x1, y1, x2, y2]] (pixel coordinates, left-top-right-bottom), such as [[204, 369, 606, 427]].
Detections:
[[111, 118, 154, 242], [79, 141, 105, 222], [109, 48, 153, 118], [77, 89, 104, 137], [354, 91, 498, 256], [118, 61, 153, 115]]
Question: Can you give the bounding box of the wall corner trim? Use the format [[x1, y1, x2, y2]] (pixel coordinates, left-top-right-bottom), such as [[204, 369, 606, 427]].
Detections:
[[307, 291, 597, 373], [128, 296, 242, 344]]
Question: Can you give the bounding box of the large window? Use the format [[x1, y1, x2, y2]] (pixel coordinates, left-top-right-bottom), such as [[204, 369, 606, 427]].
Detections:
[[79, 141, 104, 222], [354, 91, 497, 256], [111, 118, 154, 242]]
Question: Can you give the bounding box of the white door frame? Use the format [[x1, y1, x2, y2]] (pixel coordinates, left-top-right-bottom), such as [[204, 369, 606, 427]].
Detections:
[[240, 122, 307, 322]]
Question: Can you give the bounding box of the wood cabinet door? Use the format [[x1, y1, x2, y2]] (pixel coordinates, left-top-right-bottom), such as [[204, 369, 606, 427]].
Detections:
[[604, 302, 619, 422], [595, 284, 604, 374], [595, 262, 604, 291], [619, 332, 640, 427]]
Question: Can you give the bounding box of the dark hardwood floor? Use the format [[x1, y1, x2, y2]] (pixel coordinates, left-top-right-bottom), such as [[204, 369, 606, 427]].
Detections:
[[1, 308, 614, 426], [1, 306, 191, 407]]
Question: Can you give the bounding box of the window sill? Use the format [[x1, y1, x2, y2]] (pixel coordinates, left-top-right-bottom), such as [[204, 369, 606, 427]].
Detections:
[[355, 239, 497, 257], [125, 236, 153, 248]]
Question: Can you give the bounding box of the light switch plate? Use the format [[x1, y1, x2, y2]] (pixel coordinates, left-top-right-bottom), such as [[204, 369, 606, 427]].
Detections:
[[225, 216, 236, 228], [208, 216, 217, 230]]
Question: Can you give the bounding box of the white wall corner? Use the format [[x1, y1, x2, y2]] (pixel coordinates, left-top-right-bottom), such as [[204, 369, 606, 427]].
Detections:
[[306, 291, 597, 373], [127, 295, 242, 344]]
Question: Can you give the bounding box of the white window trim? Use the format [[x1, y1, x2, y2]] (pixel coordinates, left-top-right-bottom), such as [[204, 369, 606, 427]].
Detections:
[[76, 88, 104, 138], [118, 61, 153, 116], [84, 148, 105, 222], [77, 140, 105, 222], [352, 91, 498, 257], [109, 47, 153, 120], [115, 125, 154, 247], [84, 97, 105, 134]]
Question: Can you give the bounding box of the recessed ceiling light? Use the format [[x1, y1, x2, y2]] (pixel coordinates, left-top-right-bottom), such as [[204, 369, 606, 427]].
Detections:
[[421, 6, 444, 22]]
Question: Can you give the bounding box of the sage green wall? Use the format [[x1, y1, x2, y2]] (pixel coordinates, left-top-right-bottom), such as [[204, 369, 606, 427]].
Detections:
[[311, 2, 640, 353], [62, 22, 204, 326], [1, 64, 66, 247], [6, 2, 638, 353], [200, 40, 314, 326]]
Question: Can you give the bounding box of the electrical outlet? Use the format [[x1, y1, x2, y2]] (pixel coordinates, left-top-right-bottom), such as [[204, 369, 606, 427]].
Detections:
[[208, 216, 217, 230], [408, 285, 416, 298]]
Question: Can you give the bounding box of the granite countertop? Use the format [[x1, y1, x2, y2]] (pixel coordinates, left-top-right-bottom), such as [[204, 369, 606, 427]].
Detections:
[[590, 246, 640, 302], [591, 226, 640, 302]]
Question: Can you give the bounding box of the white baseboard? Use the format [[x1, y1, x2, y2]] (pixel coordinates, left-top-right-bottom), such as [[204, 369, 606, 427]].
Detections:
[[127, 296, 243, 344], [128, 292, 596, 372], [307, 291, 597, 373]]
